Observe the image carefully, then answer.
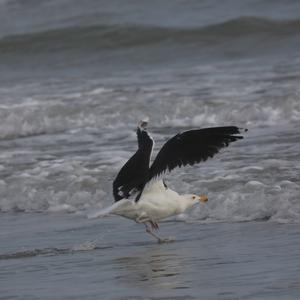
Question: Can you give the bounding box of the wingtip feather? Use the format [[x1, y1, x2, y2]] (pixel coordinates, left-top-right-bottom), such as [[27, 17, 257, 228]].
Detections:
[[138, 117, 149, 130]]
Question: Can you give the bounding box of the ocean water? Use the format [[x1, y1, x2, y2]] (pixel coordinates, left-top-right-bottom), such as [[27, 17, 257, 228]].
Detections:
[[1, 0, 300, 299]]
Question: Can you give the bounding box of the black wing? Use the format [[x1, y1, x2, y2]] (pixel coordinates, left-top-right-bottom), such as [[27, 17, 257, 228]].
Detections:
[[113, 121, 154, 202], [148, 126, 246, 182]]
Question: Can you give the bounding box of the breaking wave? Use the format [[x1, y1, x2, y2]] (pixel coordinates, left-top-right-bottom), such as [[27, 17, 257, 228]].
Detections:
[[1, 17, 300, 55], [0, 84, 299, 139]]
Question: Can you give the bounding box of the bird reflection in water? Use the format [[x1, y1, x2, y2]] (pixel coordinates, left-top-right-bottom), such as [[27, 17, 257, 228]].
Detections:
[[113, 247, 189, 291]]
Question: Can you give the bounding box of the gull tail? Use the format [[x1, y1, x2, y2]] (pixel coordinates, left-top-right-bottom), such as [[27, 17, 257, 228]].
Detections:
[[87, 199, 133, 219]]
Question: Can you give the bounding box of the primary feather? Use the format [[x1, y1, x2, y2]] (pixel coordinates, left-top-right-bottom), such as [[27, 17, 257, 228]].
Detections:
[[149, 126, 244, 181]]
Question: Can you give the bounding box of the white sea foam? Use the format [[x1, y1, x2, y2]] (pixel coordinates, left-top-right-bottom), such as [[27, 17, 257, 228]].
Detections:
[[0, 78, 299, 139], [71, 241, 97, 251], [161, 98, 300, 129], [182, 176, 300, 224], [0, 158, 108, 213], [0, 58, 299, 226], [0, 114, 299, 224]]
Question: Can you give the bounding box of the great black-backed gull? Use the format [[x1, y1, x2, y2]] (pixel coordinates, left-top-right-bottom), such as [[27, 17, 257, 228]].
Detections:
[[89, 120, 246, 243]]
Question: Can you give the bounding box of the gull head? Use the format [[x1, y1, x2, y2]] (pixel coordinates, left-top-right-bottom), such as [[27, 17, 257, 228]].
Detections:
[[185, 194, 208, 203], [182, 194, 208, 207]]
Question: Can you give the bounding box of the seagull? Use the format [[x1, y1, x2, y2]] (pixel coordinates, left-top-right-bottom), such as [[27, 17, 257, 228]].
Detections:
[[89, 120, 246, 243]]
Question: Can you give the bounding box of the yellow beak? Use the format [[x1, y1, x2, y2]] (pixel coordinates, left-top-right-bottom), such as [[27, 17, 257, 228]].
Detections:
[[199, 195, 208, 203]]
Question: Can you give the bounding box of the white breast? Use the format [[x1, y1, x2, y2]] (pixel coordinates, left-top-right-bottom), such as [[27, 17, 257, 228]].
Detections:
[[136, 181, 183, 221]]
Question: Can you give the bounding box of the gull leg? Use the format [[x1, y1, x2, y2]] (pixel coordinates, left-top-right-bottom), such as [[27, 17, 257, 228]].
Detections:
[[145, 223, 163, 243], [144, 223, 173, 244], [149, 220, 159, 231]]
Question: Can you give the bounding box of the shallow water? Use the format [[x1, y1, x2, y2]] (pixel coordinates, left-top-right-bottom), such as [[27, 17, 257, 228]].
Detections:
[[1, 0, 300, 298], [1, 214, 300, 299]]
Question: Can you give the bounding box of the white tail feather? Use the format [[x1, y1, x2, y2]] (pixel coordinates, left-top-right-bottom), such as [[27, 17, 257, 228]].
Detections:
[[87, 199, 134, 219]]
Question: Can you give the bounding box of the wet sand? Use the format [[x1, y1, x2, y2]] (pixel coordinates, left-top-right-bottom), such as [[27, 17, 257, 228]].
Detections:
[[1, 214, 300, 299]]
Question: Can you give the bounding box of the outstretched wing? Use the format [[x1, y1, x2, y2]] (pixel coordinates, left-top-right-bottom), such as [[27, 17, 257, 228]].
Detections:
[[148, 126, 246, 182], [113, 121, 154, 202]]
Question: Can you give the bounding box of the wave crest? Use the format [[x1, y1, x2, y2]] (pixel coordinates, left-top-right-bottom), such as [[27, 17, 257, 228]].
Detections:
[[1, 17, 300, 55]]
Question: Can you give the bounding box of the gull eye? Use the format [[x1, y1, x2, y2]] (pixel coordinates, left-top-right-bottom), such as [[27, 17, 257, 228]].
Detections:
[[192, 196, 196, 199]]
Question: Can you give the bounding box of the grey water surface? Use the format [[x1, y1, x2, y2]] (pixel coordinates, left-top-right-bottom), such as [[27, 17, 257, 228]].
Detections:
[[1, 214, 300, 300], [1, 0, 300, 299]]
